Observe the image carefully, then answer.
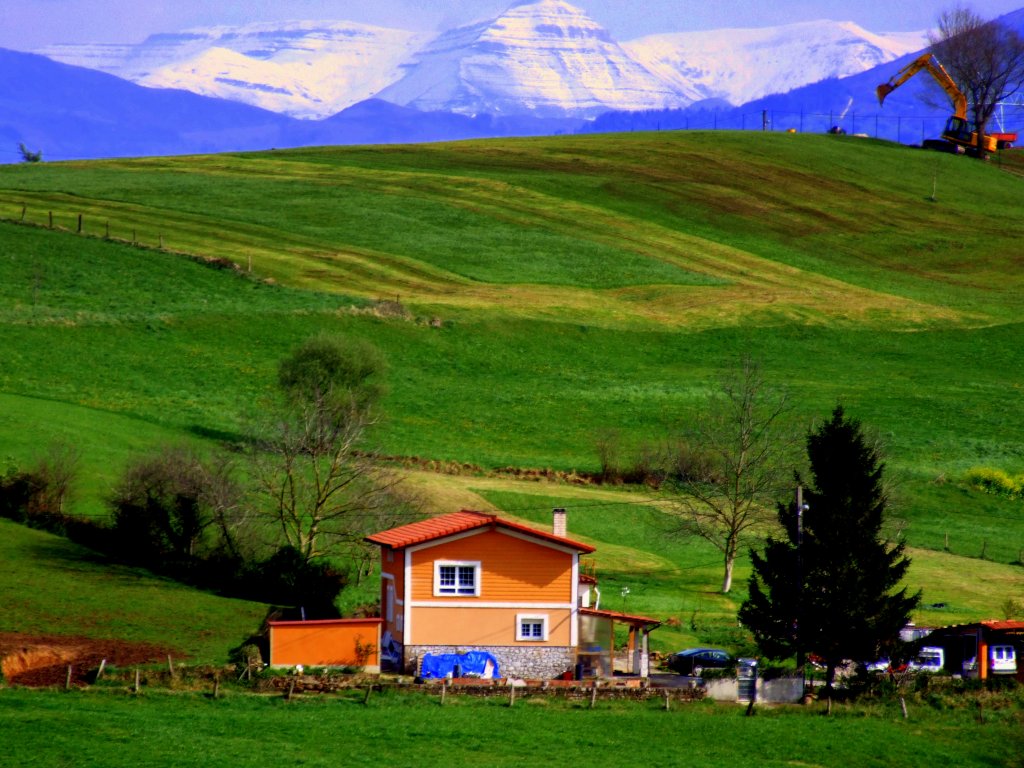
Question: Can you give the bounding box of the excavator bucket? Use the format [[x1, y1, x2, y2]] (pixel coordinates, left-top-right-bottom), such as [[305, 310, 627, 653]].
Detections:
[[876, 83, 895, 106]]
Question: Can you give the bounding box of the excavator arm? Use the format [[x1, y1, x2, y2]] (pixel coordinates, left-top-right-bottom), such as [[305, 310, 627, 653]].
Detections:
[[876, 53, 967, 119]]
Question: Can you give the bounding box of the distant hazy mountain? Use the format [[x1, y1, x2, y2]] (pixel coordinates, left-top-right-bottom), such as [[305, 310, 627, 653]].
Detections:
[[36, 1, 925, 120], [0, 49, 582, 162], [0, 48, 292, 161], [622, 20, 927, 106], [38, 20, 425, 119]]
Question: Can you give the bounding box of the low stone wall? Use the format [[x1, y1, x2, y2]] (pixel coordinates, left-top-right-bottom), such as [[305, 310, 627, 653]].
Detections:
[[406, 645, 576, 680], [704, 676, 804, 704]]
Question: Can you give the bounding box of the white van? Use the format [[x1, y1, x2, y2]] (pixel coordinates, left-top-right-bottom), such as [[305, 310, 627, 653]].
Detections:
[[909, 646, 945, 673], [990, 645, 1018, 675]]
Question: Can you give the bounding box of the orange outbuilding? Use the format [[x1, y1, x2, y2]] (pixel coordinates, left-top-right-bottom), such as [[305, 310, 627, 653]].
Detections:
[[268, 618, 382, 672]]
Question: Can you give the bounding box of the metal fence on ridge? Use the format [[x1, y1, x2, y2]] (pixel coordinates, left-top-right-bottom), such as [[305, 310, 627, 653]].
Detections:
[[631, 104, 1024, 146]]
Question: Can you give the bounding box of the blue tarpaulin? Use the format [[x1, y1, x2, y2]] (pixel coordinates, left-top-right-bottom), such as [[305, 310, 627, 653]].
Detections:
[[420, 651, 500, 679]]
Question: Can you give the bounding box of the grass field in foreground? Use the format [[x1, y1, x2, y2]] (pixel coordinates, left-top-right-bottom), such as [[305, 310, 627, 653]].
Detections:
[[1, 687, 1021, 768]]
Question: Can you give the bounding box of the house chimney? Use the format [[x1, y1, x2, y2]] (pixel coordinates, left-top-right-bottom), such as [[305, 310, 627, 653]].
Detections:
[[552, 508, 567, 538]]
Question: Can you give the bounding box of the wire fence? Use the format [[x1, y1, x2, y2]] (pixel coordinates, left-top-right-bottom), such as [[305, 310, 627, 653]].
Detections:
[[610, 105, 1024, 146]]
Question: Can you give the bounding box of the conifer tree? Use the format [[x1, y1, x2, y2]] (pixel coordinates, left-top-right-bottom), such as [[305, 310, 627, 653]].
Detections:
[[739, 405, 920, 691]]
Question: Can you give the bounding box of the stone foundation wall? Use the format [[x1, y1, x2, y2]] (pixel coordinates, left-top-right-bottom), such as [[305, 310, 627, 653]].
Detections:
[[406, 645, 576, 680]]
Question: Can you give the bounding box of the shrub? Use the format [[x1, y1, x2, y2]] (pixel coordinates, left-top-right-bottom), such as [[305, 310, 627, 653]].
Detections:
[[964, 467, 1024, 499]]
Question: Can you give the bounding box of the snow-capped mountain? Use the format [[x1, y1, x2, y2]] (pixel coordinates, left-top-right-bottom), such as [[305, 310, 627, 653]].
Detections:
[[38, 20, 425, 119], [375, 0, 682, 118], [622, 20, 928, 106], [34, 1, 930, 121]]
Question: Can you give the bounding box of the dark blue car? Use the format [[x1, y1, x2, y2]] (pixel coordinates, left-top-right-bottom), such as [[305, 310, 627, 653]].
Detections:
[[666, 648, 732, 676]]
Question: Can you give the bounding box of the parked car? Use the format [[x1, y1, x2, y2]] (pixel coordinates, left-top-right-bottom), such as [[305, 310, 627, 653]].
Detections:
[[666, 648, 732, 676], [989, 645, 1018, 675], [908, 646, 944, 673], [864, 658, 894, 674]]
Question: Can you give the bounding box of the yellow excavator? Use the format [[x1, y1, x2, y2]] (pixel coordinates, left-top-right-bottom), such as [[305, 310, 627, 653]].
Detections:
[[876, 52, 998, 155]]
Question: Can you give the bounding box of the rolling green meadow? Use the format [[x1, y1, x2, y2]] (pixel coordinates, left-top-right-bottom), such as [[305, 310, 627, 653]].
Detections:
[[1, 686, 1023, 768], [1, 132, 1023, 763]]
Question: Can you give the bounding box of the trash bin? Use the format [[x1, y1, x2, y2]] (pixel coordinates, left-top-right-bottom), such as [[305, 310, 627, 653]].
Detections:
[[737, 658, 758, 703]]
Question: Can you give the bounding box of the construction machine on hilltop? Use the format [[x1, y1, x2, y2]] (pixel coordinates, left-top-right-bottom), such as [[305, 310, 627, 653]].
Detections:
[[876, 52, 1011, 155]]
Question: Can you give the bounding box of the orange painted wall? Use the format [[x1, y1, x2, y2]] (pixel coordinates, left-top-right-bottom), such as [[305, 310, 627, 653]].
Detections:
[[270, 620, 382, 668], [411, 607, 573, 646], [410, 529, 572, 602]]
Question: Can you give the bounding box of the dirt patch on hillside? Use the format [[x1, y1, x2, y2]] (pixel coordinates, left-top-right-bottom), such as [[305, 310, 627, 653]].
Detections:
[[0, 632, 180, 687]]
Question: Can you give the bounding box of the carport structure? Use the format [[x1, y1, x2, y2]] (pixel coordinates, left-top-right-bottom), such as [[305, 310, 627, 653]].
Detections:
[[578, 607, 661, 678], [927, 620, 1024, 680]]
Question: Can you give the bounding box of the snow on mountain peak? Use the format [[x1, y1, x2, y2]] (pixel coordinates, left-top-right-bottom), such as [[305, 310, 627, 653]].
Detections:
[[374, 0, 681, 118], [34, 6, 930, 120], [39, 20, 427, 119], [622, 18, 927, 106]]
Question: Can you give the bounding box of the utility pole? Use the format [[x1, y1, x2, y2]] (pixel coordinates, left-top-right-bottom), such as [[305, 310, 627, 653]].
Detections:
[[796, 486, 806, 685]]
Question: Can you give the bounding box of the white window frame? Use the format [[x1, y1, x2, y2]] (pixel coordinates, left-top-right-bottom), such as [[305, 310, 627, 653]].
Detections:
[[433, 560, 481, 597], [516, 613, 549, 642]]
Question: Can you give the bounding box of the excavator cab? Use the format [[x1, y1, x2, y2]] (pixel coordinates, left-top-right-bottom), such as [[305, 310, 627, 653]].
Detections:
[[943, 116, 973, 143]]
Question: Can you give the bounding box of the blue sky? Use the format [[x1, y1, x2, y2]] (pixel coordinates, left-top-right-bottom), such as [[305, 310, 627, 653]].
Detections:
[[3, 0, 1022, 51]]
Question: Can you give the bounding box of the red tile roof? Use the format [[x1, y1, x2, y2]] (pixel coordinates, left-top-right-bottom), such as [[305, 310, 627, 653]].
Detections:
[[365, 510, 596, 553], [980, 620, 1024, 631]]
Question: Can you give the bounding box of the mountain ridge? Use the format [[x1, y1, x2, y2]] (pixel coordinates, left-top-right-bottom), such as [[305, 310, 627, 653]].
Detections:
[[35, 0, 927, 120]]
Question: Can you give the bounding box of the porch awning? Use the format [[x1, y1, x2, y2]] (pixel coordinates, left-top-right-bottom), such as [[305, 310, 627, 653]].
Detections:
[[580, 607, 661, 630]]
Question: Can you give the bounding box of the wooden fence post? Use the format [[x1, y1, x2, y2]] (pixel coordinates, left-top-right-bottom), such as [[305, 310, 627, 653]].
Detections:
[[363, 685, 372, 705], [133, 669, 141, 694], [96, 659, 106, 681], [509, 682, 516, 708], [440, 679, 446, 706], [65, 665, 72, 690], [589, 680, 598, 709], [213, 672, 220, 699], [285, 679, 296, 701], [664, 690, 671, 711]]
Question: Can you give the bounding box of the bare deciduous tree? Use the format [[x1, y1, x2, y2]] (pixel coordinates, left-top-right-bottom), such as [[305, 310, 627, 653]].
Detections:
[[666, 358, 799, 594], [929, 5, 1024, 157], [250, 335, 419, 573]]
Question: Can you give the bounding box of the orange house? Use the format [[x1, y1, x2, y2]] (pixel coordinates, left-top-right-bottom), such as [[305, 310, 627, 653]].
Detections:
[[366, 509, 660, 679]]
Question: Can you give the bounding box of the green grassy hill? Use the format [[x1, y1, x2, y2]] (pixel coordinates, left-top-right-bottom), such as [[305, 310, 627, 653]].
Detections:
[[0, 131, 1022, 653], [0, 519, 266, 661]]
